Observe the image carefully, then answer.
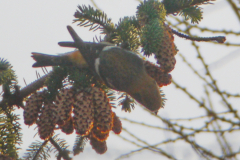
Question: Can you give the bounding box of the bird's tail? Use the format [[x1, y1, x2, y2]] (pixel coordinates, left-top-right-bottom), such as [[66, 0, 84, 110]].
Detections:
[[32, 52, 64, 67], [32, 50, 88, 68]]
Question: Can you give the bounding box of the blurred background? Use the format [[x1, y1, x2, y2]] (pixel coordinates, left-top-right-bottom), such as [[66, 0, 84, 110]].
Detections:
[[1, 0, 240, 159]]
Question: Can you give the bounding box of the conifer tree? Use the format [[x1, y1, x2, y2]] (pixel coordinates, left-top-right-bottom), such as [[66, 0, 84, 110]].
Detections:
[[1, 0, 239, 159]]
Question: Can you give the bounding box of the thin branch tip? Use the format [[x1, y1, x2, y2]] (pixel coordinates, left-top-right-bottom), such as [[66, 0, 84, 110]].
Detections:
[[172, 29, 226, 43]]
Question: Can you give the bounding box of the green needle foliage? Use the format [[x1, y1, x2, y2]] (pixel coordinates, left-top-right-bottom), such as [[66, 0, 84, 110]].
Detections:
[[0, 58, 21, 159], [45, 65, 108, 101], [136, 0, 166, 55], [180, 6, 203, 24], [73, 135, 88, 156], [44, 66, 68, 101], [114, 17, 141, 51], [0, 108, 22, 159], [72, 0, 209, 58], [0, 58, 10, 72], [162, 0, 212, 14], [23, 134, 70, 160], [0, 58, 17, 88], [23, 140, 51, 160], [118, 93, 136, 112], [73, 5, 115, 34]]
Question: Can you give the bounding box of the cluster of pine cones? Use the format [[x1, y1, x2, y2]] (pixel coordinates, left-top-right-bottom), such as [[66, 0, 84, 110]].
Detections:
[[23, 51, 172, 154], [23, 87, 121, 154]]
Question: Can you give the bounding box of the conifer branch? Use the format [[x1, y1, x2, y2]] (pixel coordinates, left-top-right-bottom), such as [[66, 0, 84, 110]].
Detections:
[[73, 5, 115, 34], [227, 0, 240, 22], [115, 17, 141, 51], [162, 0, 214, 15], [179, 6, 203, 24], [0, 71, 51, 109], [172, 29, 226, 43], [49, 137, 72, 160], [20, 71, 51, 99], [0, 58, 11, 72], [73, 135, 88, 155], [32, 140, 49, 160], [137, 0, 166, 55], [0, 110, 22, 159], [23, 140, 51, 160], [0, 58, 18, 89]]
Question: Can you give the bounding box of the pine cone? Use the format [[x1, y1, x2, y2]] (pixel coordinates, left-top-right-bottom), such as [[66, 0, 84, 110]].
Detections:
[[23, 92, 43, 125], [144, 61, 172, 87], [112, 112, 122, 134], [89, 136, 107, 154], [60, 117, 74, 134], [91, 125, 109, 141], [54, 89, 74, 126], [154, 24, 178, 73], [37, 102, 57, 139], [92, 87, 113, 133], [73, 90, 94, 135]]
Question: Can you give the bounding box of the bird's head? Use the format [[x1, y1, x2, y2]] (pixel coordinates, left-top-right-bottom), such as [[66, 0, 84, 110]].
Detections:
[[129, 77, 163, 112]]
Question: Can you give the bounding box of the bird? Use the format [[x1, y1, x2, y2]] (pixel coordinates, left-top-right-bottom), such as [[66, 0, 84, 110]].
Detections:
[[31, 26, 162, 112]]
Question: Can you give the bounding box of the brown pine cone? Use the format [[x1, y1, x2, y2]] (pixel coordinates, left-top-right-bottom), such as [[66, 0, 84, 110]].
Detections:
[[60, 117, 74, 135], [73, 90, 94, 135], [92, 87, 113, 133], [112, 112, 122, 134], [91, 125, 109, 142], [37, 102, 57, 140], [89, 136, 107, 154], [54, 89, 74, 126], [154, 24, 178, 73], [144, 61, 172, 87], [23, 92, 43, 125]]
